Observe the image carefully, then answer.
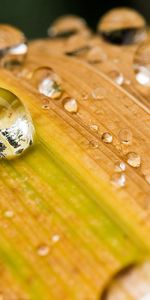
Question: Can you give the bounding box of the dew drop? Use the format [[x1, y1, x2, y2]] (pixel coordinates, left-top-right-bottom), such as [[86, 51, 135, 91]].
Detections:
[[118, 128, 132, 144], [51, 234, 60, 243], [108, 70, 124, 86], [114, 161, 126, 172], [4, 210, 14, 218], [89, 124, 99, 132], [0, 87, 34, 159], [86, 46, 107, 64], [111, 173, 126, 188], [89, 140, 99, 149], [31, 67, 63, 99], [91, 87, 106, 100], [126, 152, 141, 168], [98, 8, 146, 45], [134, 40, 150, 86], [0, 24, 28, 68], [42, 104, 50, 110], [102, 132, 113, 144], [48, 15, 88, 38], [63, 97, 78, 113], [37, 244, 50, 257], [101, 262, 150, 300]]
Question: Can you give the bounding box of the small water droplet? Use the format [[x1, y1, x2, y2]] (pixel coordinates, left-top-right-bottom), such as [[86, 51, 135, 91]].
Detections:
[[98, 7, 147, 45], [91, 87, 105, 100], [126, 152, 141, 168], [4, 210, 14, 218], [51, 234, 60, 243], [101, 132, 113, 144], [134, 40, 150, 86], [82, 93, 88, 101], [124, 78, 131, 85], [0, 87, 34, 159], [63, 97, 78, 113], [32, 67, 63, 99], [114, 161, 126, 172], [89, 124, 99, 132], [89, 140, 99, 149], [111, 173, 126, 188], [0, 24, 28, 68], [86, 46, 107, 64], [108, 70, 124, 86], [119, 128, 132, 144], [37, 244, 50, 257], [48, 15, 88, 38]]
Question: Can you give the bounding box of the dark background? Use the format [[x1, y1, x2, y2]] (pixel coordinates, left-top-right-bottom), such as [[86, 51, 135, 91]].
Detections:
[[0, 0, 149, 39]]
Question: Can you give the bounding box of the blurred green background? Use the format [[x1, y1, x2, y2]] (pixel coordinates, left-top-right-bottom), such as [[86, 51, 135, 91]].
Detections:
[[0, 0, 148, 38]]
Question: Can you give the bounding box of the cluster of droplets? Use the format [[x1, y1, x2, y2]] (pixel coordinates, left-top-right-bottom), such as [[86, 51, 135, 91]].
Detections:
[[37, 234, 60, 257]]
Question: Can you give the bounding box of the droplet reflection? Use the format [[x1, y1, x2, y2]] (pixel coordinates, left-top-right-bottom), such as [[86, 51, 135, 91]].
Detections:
[[0, 87, 34, 159]]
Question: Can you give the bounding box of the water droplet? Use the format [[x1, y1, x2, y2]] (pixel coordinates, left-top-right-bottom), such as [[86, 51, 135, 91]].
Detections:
[[51, 234, 60, 243], [111, 173, 126, 188], [89, 140, 99, 149], [101, 132, 113, 144], [134, 40, 150, 86], [108, 70, 124, 86], [4, 210, 14, 218], [37, 244, 50, 257], [42, 104, 50, 110], [0, 24, 28, 68], [98, 8, 146, 45], [86, 46, 107, 64], [91, 87, 106, 100], [31, 67, 63, 99], [102, 262, 150, 300], [118, 128, 132, 145], [63, 97, 78, 113], [0, 87, 34, 159], [89, 124, 99, 132], [114, 161, 126, 172], [48, 15, 88, 38], [126, 152, 141, 168]]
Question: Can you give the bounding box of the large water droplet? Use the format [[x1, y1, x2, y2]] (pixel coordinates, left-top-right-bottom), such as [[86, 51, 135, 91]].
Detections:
[[63, 97, 78, 113], [98, 8, 146, 45], [102, 262, 150, 300], [0, 87, 34, 159], [126, 152, 141, 168], [31, 67, 63, 99], [48, 15, 88, 38], [0, 24, 28, 68], [134, 40, 150, 86]]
